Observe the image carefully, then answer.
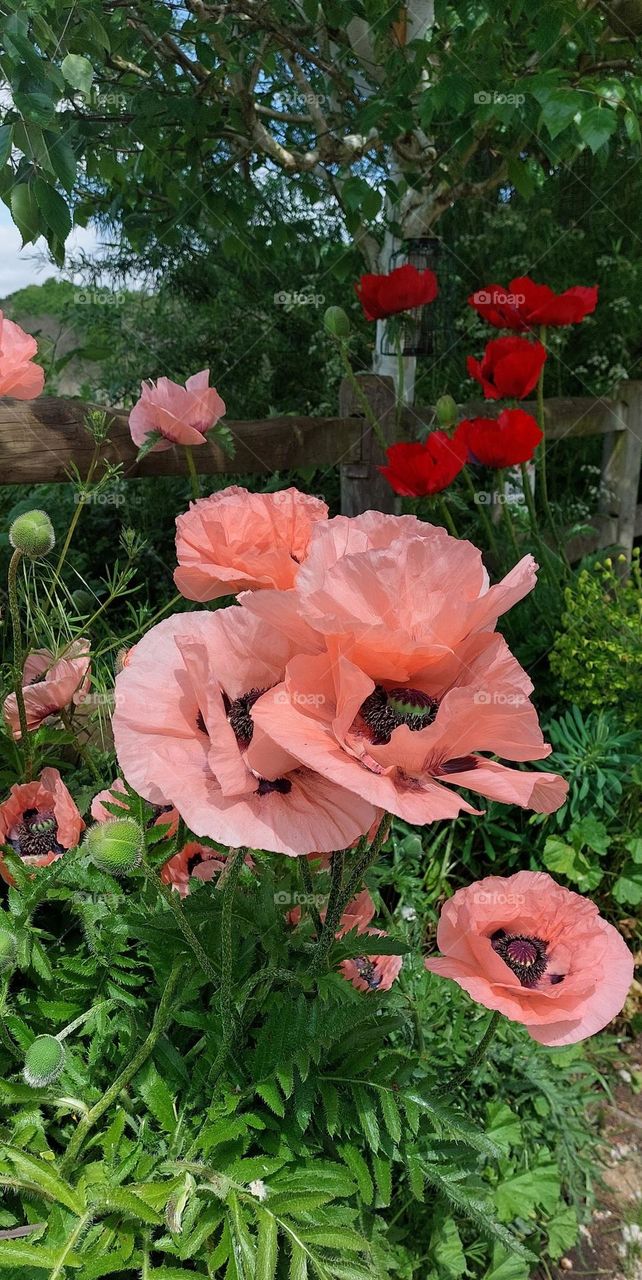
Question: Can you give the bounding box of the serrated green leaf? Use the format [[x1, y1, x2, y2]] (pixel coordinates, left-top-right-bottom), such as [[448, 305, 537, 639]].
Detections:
[[1, 1146, 84, 1214], [338, 1145, 373, 1204], [255, 1212, 278, 1280], [88, 1183, 163, 1225]]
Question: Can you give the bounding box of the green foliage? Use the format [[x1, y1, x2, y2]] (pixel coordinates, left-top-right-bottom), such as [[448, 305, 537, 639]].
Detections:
[[550, 551, 642, 722]]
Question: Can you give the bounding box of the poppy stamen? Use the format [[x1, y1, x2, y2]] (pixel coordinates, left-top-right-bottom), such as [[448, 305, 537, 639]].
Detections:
[[359, 685, 439, 745], [226, 687, 267, 749], [490, 929, 548, 988]]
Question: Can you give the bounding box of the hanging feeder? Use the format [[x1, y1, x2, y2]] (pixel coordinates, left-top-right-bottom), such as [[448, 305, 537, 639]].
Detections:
[[381, 237, 457, 358]]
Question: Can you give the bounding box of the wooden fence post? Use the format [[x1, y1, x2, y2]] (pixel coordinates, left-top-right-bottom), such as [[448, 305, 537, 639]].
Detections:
[[599, 380, 642, 560], [339, 374, 398, 516]]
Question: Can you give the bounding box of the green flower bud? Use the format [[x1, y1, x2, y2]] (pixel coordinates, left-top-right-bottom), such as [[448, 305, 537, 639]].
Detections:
[[71, 588, 94, 614], [0, 923, 17, 973], [84, 818, 143, 875], [9, 510, 56, 559], [324, 306, 351, 340], [23, 1035, 65, 1087], [435, 394, 458, 427]]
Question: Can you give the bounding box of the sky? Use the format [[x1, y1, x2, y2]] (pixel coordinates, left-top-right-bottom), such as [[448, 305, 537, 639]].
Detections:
[[0, 203, 99, 299]]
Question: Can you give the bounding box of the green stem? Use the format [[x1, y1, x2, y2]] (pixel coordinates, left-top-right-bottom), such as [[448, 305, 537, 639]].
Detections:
[[98, 592, 183, 658], [146, 865, 219, 985], [461, 467, 500, 562], [535, 327, 569, 570], [395, 340, 405, 436], [308, 850, 346, 976], [496, 472, 522, 563], [437, 497, 459, 539], [299, 859, 323, 935], [56, 1000, 114, 1043], [60, 708, 102, 786], [519, 462, 563, 600], [339, 814, 392, 915], [8, 551, 32, 781], [60, 957, 185, 1173], [0, 979, 21, 1062], [447, 1009, 502, 1089], [219, 847, 245, 1045], [44, 444, 101, 612], [339, 344, 388, 451], [184, 446, 201, 501]]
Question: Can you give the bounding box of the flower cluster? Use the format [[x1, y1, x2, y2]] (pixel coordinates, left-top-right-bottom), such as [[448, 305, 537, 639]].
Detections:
[[112, 490, 567, 860], [379, 274, 597, 497]]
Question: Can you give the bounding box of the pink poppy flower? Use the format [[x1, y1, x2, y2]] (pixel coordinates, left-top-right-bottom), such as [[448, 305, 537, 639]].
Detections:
[[424, 871, 634, 1045], [253, 630, 567, 826], [340, 930, 403, 993], [174, 486, 328, 602], [0, 312, 45, 399], [129, 370, 225, 453], [247, 512, 538, 682], [0, 768, 84, 884], [112, 608, 377, 857], [3, 640, 91, 740], [161, 841, 230, 897], [336, 890, 401, 992], [91, 778, 178, 837]]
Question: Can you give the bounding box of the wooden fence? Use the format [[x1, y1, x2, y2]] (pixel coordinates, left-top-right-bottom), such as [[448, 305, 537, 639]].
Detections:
[[0, 375, 640, 559]]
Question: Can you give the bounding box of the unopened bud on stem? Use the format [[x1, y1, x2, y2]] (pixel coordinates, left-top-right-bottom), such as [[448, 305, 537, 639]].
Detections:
[[9, 510, 56, 559], [84, 818, 143, 875]]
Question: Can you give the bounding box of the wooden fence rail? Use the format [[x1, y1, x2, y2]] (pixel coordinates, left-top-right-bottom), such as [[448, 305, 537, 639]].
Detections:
[[0, 375, 640, 558]]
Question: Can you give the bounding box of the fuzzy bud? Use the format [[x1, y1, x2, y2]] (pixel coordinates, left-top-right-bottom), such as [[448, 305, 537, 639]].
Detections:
[[0, 923, 17, 973], [435, 394, 458, 427], [23, 1035, 65, 1087], [9, 510, 56, 559], [324, 306, 351, 340], [84, 818, 143, 875]]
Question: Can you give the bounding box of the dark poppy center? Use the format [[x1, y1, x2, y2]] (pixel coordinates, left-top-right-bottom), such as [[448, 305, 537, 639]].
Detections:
[[359, 685, 439, 745], [9, 808, 63, 860], [256, 777, 292, 796], [353, 956, 382, 990], [490, 929, 549, 988], [223, 687, 267, 750]]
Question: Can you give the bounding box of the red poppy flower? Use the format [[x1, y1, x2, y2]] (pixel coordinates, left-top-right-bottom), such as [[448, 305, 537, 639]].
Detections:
[[456, 409, 543, 468], [380, 431, 467, 497], [356, 264, 438, 321], [468, 277, 598, 330], [467, 337, 546, 401]]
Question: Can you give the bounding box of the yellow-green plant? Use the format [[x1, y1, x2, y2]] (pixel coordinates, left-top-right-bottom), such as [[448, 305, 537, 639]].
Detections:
[[550, 551, 642, 721]]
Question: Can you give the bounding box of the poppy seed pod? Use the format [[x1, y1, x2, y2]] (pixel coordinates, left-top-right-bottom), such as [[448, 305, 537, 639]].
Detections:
[[23, 1035, 65, 1087], [323, 306, 351, 340], [9, 510, 56, 559], [84, 817, 143, 875], [435, 394, 457, 427]]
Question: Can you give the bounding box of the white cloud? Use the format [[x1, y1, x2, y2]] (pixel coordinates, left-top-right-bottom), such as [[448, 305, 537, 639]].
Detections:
[[0, 208, 101, 299]]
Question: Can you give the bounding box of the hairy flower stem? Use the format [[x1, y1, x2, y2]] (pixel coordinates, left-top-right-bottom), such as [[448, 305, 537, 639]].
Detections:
[[437, 497, 459, 539], [519, 462, 565, 601], [184, 446, 201, 501], [44, 443, 101, 612], [535, 328, 570, 571], [219, 847, 246, 1046], [59, 708, 102, 786], [496, 472, 522, 563], [299, 859, 324, 935], [60, 957, 185, 1173], [338, 814, 392, 916], [461, 468, 501, 564], [8, 551, 32, 781], [447, 1009, 502, 1089], [308, 850, 345, 976], [0, 980, 21, 1062], [339, 343, 388, 451], [146, 860, 220, 984]]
